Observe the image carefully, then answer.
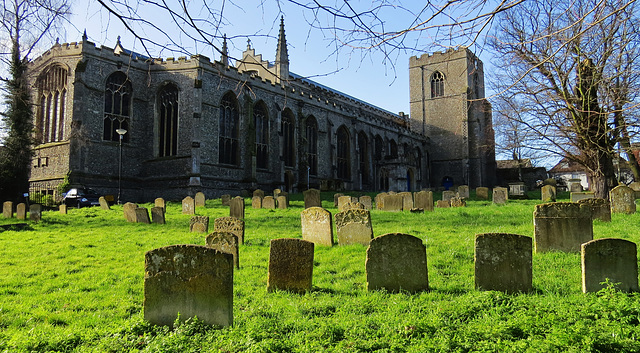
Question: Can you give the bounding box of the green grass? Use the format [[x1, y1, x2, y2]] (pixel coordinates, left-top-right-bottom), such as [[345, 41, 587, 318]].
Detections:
[[2, 192, 640, 352]]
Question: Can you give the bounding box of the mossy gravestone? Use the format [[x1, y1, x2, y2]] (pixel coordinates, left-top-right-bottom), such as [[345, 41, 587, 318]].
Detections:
[[442, 190, 455, 202], [578, 198, 611, 222], [123, 202, 137, 222], [610, 185, 636, 214], [229, 197, 244, 219], [262, 196, 276, 209], [458, 185, 470, 199], [414, 190, 434, 211], [182, 196, 195, 215], [541, 185, 556, 202], [382, 194, 403, 212], [267, 238, 314, 293], [333, 193, 344, 207], [375, 192, 388, 210], [190, 216, 209, 233], [476, 187, 489, 200], [399, 192, 413, 210], [581, 238, 638, 293], [151, 207, 165, 224], [206, 231, 240, 269], [493, 187, 508, 205], [29, 204, 42, 222], [366, 233, 429, 293], [221, 194, 231, 206], [533, 202, 592, 253], [474, 233, 532, 293], [303, 188, 322, 209], [335, 209, 374, 246], [144, 245, 233, 327], [214, 216, 245, 244], [251, 196, 262, 209], [359, 195, 372, 210], [337, 195, 351, 212], [3, 201, 13, 218], [300, 207, 334, 246]]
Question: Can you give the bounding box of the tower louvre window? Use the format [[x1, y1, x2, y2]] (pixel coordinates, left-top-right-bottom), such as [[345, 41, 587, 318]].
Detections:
[[36, 65, 67, 143], [431, 71, 445, 98]]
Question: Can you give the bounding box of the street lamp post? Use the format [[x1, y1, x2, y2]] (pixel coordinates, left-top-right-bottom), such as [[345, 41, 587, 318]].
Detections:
[[116, 128, 127, 204]]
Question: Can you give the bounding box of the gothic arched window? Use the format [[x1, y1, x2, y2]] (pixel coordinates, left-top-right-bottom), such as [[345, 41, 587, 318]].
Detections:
[[431, 71, 445, 98], [389, 139, 398, 158], [219, 92, 239, 165], [254, 101, 269, 169], [305, 116, 318, 176], [374, 135, 384, 160], [36, 65, 67, 143], [336, 126, 350, 179], [282, 109, 295, 168], [103, 71, 132, 142], [358, 131, 369, 185], [158, 83, 179, 157]]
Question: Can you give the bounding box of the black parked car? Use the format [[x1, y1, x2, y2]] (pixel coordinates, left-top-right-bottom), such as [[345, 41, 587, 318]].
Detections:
[[62, 188, 102, 208]]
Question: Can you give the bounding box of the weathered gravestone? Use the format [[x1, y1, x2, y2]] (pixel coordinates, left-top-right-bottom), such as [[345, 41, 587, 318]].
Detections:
[[151, 207, 165, 224], [3, 201, 13, 218], [300, 207, 334, 246], [99, 196, 110, 210], [144, 245, 233, 327], [342, 201, 365, 211], [194, 192, 206, 207], [570, 181, 584, 193], [458, 185, 470, 199], [182, 196, 195, 215], [190, 216, 209, 233], [414, 190, 434, 211], [29, 204, 42, 222], [251, 196, 262, 209], [399, 192, 414, 210], [214, 216, 245, 244], [267, 238, 314, 293], [16, 203, 26, 220], [493, 187, 508, 205], [154, 198, 165, 212], [230, 197, 245, 219], [335, 209, 374, 245], [333, 193, 344, 207], [277, 191, 290, 206], [123, 202, 137, 222], [581, 238, 638, 293], [375, 192, 388, 210], [442, 190, 456, 202], [533, 202, 592, 253], [273, 189, 282, 199], [629, 182, 640, 199], [570, 192, 595, 202], [262, 196, 276, 209], [577, 198, 611, 222], [337, 195, 352, 212], [303, 189, 322, 209], [59, 204, 67, 215], [474, 233, 532, 293], [382, 194, 403, 212], [610, 185, 636, 214], [476, 187, 489, 200], [450, 196, 466, 208], [206, 231, 239, 269], [135, 207, 151, 224], [253, 189, 265, 199], [541, 185, 556, 202], [359, 196, 372, 210], [277, 195, 288, 210], [436, 200, 450, 208], [365, 233, 429, 293], [221, 194, 231, 206]]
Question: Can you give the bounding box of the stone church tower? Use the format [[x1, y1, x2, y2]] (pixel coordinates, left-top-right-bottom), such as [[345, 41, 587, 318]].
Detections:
[[409, 48, 496, 188]]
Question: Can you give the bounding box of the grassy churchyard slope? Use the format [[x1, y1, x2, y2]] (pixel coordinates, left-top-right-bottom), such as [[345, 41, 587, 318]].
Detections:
[[2, 191, 640, 352]]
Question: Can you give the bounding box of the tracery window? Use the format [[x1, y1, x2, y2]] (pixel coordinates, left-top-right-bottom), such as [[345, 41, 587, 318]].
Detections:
[[103, 72, 131, 142], [305, 116, 318, 175], [358, 132, 369, 185], [158, 83, 179, 157], [282, 109, 295, 168], [336, 126, 350, 179], [219, 92, 239, 165], [431, 71, 445, 98], [36, 65, 67, 143], [374, 135, 384, 160], [254, 101, 269, 169]]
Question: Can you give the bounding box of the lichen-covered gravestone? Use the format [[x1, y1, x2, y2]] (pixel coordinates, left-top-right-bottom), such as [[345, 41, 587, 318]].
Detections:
[[414, 190, 434, 211], [365, 233, 429, 293], [144, 245, 233, 327], [457, 185, 470, 199], [436, 200, 450, 208], [442, 190, 456, 202], [577, 198, 611, 222], [333, 193, 344, 207], [229, 197, 245, 219], [300, 207, 334, 246], [581, 238, 638, 293], [541, 185, 556, 202], [382, 194, 403, 212], [16, 203, 26, 220], [303, 189, 322, 209], [398, 192, 413, 211], [476, 187, 489, 200], [335, 209, 374, 245], [610, 185, 636, 214], [474, 233, 532, 293], [262, 196, 276, 209], [182, 196, 195, 215], [337, 195, 352, 212], [267, 238, 314, 293], [206, 231, 240, 269], [253, 189, 265, 199], [29, 204, 42, 222], [359, 195, 372, 210], [534, 202, 592, 253], [214, 216, 245, 244], [195, 192, 206, 207], [221, 194, 231, 206], [450, 196, 466, 208], [151, 207, 165, 224], [570, 192, 595, 202], [375, 192, 388, 210], [3, 201, 13, 218], [123, 202, 137, 222], [492, 187, 508, 205], [190, 216, 209, 233], [251, 196, 262, 209], [135, 207, 151, 224]]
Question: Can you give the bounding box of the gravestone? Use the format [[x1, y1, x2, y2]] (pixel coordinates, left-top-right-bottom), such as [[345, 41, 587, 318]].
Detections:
[[569, 181, 584, 193], [365, 233, 429, 293], [206, 231, 240, 269], [16, 203, 26, 220], [221, 194, 231, 206], [182, 196, 195, 215], [262, 196, 276, 209], [414, 191, 434, 212], [303, 188, 322, 209], [3, 201, 13, 218], [135, 207, 151, 224], [151, 207, 165, 224], [300, 207, 334, 246], [359, 196, 372, 210], [629, 182, 640, 199], [251, 196, 262, 209], [375, 192, 388, 210], [399, 192, 414, 210], [578, 198, 611, 222], [144, 245, 233, 327], [541, 185, 556, 202], [253, 189, 265, 199], [59, 204, 67, 215], [450, 196, 466, 208], [154, 198, 165, 211], [476, 187, 489, 200], [277, 191, 290, 206], [123, 202, 138, 222], [29, 204, 42, 222], [610, 185, 636, 214], [333, 193, 344, 207], [277, 195, 288, 209], [189, 216, 209, 233], [534, 202, 592, 253], [214, 217, 245, 244], [267, 238, 314, 293], [436, 200, 450, 208], [457, 185, 470, 199], [273, 189, 282, 199], [195, 192, 206, 207], [570, 192, 595, 202], [492, 187, 508, 205], [474, 233, 532, 293], [342, 201, 365, 211], [581, 238, 638, 293], [337, 195, 351, 211], [382, 194, 403, 212], [99, 196, 110, 210], [335, 209, 374, 245], [229, 197, 245, 219], [442, 190, 456, 202]]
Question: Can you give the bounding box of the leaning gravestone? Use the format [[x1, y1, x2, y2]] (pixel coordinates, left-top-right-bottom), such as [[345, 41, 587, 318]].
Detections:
[[303, 189, 322, 209], [474, 233, 532, 293], [3, 201, 13, 218], [253, 189, 265, 199], [534, 202, 592, 253], [144, 245, 233, 327], [194, 192, 206, 207], [382, 194, 403, 212], [570, 192, 595, 202], [335, 209, 374, 245], [577, 198, 611, 222], [206, 231, 240, 269], [16, 203, 26, 220], [333, 193, 344, 207], [151, 207, 165, 224], [123, 202, 137, 222], [267, 238, 314, 293], [29, 204, 42, 222], [300, 207, 334, 246], [581, 238, 638, 293], [262, 196, 276, 209], [359, 196, 372, 210], [154, 198, 165, 212], [277, 195, 288, 210], [59, 204, 67, 215], [493, 187, 508, 205], [214, 216, 245, 244], [251, 196, 262, 209], [135, 207, 151, 224], [229, 197, 245, 219], [414, 190, 434, 212], [457, 185, 470, 199], [221, 194, 231, 206], [365, 233, 429, 293], [610, 185, 636, 214], [541, 185, 556, 202], [99, 196, 110, 210], [182, 196, 195, 215], [375, 192, 388, 210], [399, 192, 414, 210], [190, 216, 209, 233], [442, 190, 456, 202], [337, 196, 352, 212], [476, 187, 489, 200]]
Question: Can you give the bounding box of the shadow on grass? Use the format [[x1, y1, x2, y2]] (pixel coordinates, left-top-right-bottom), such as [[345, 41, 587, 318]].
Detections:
[[0, 223, 33, 232]]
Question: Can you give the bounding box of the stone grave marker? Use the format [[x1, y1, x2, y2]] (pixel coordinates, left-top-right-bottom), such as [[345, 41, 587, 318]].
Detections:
[[343, 201, 365, 211], [99, 196, 110, 210], [277, 195, 288, 209], [267, 238, 314, 293], [3, 201, 13, 218], [135, 207, 151, 224], [16, 203, 26, 220], [182, 196, 195, 214], [577, 198, 611, 222], [450, 196, 466, 208], [534, 202, 592, 253], [375, 192, 388, 210], [382, 194, 403, 212], [629, 182, 640, 199], [300, 207, 334, 246], [474, 233, 532, 293], [29, 204, 42, 222], [399, 192, 414, 210], [570, 192, 595, 202], [273, 188, 282, 199], [492, 187, 508, 205], [123, 202, 137, 222], [337, 195, 351, 211], [195, 192, 206, 207], [581, 238, 638, 293], [365, 233, 429, 293], [154, 198, 165, 211], [59, 204, 67, 215], [206, 231, 240, 269], [144, 245, 233, 327], [476, 187, 489, 200], [442, 190, 456, 202], [253, 189, 265, 199], [303, 189, 322, 209], [214, 216, 245, 244], [458, 185, 470, 199], [335, 209, 374, 245], [221, 194, 231, 206], [230, 197, 245, 219], [541, 185, 556, 202], [436, 200, 450, 208], [278, 191, 290, 206], [414, 191, 434, 211], [262, 196, 276, 209], [190, 216, 209, 233], [251, 196, 262, 209], [610, 185, 636, 214], [359, 195, 372, 210], [570, 181, 584, 193], [333, 193, 344, 207], [151, 207, 165, 224]]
